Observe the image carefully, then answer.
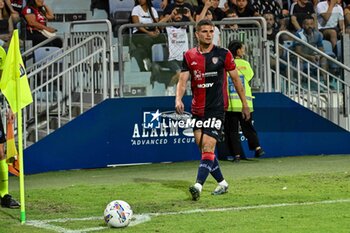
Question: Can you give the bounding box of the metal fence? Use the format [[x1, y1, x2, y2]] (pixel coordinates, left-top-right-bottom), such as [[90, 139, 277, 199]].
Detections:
[[24, 35, 107, 146], [275, 31, 350, 130], [117, 17, 269, 97]]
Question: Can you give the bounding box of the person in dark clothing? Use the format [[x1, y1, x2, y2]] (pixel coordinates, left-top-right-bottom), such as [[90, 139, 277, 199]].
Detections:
[[22, 0, 62, 48]]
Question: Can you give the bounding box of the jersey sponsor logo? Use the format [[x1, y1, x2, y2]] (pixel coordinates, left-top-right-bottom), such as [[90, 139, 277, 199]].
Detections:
[[191, 61, 197, 66], [204, 71, 217, 77], [212, 57, 218, 64], [197, 83, 214, 88]]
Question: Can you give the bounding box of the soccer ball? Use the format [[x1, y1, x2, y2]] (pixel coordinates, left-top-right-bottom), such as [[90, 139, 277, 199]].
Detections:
[[104, 200, 133, 228]]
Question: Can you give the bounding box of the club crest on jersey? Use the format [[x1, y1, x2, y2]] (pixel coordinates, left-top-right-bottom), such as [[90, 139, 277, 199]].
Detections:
[[212, 57, 218, 64]]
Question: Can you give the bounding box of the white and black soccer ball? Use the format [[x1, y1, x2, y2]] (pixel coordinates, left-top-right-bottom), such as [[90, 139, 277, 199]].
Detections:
[[104, 200, 133, 228]]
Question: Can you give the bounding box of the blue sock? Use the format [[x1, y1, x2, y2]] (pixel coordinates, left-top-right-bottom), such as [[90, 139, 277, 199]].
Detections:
[[195, 152, 216, 185], [196, 159, 214, 185], [210, 157, 224, 183]]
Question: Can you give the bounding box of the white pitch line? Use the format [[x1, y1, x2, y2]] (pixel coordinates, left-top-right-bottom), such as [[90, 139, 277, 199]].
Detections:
[[148, 198, 350, 216], [26, 198, 350, 232]]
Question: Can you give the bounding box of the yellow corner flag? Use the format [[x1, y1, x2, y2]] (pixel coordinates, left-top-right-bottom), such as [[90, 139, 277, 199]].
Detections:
[[0, 29, 32, 224], [0, 29, 33, 113]]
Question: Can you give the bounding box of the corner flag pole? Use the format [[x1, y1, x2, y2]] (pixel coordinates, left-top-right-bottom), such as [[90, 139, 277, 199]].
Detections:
[[0, 29, 33, 224], [16, 65, 26, 224]]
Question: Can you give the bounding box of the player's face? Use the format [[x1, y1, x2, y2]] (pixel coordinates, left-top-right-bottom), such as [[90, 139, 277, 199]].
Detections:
[[196, 25, 214, 46]]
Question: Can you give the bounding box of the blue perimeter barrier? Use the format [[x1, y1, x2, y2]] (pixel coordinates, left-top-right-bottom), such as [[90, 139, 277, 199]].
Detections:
[[24, 93, 350, 174]]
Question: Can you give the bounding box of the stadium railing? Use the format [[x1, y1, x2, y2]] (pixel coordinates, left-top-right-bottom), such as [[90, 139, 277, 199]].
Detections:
[[117, 17, 269, 97], [274, 31, 350, 131], [23, 35, 108, 146], [12, 17, 350, 148]]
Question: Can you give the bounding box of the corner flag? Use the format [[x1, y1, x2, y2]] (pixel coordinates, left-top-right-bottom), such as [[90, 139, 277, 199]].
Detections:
[[0, 29, 33, 113], [0, 29, 32, 224]]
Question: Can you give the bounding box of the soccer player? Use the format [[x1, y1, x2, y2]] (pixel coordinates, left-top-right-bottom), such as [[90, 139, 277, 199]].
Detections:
[[175, 19, 250, 201], [0, 46, 20, 208]]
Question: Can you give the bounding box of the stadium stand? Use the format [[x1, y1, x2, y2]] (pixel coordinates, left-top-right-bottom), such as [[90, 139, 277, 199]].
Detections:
[[17, 0, 350, 158], [109, 0, 134, 37], [150, 43, 173, 90], [34, 46, 62, 64]]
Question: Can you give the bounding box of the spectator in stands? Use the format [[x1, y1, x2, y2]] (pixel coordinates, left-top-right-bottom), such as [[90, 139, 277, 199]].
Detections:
[[0, 0, 13, 48], [227, 0, 237, 10], [162, 0, 195, 22], [264, 11, 282, 71], [279, 0, 295, 17], [223, 8, 239, 30], [22, 0, 62, 48], [196, 0, 221, 45], [289, 0, 317, 33], [224, 40, 265, 162], [264, 11, 280, 59], [162, 0, 203, 10], [4, 0, 23, 23], [156, 8, 189, 95], [231, 0, 259, 18], [210, 0, 227, 21], [344, 0, 350, 33], [253, 0, 287, 30], [316, 0, 345, 49], [295, 15, 328, 77], [131, 0, 164, 71], [264, 11, 279, 49]]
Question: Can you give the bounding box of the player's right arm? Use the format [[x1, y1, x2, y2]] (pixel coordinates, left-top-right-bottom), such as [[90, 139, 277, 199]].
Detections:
[[175, 71, 190, 114]]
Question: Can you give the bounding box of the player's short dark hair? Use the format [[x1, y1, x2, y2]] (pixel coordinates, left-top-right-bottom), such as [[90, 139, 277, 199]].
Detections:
[[196, 19, 214, 31]]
